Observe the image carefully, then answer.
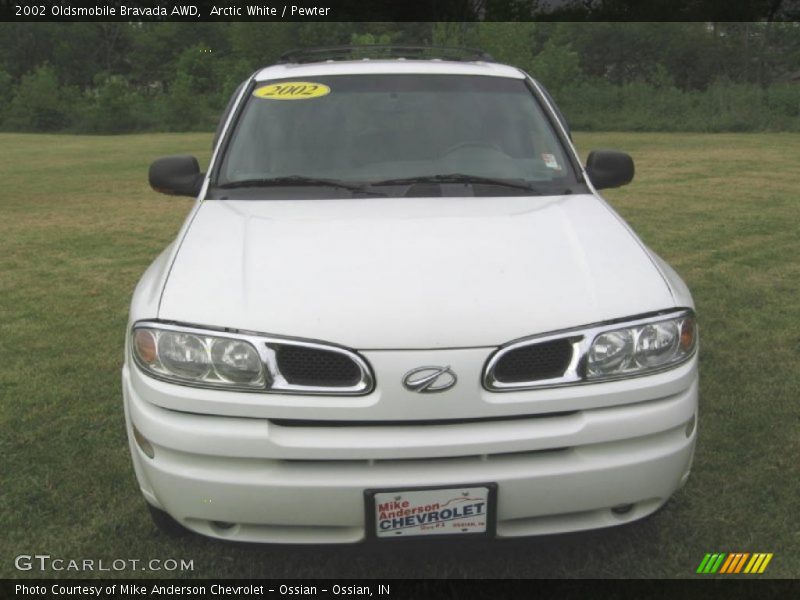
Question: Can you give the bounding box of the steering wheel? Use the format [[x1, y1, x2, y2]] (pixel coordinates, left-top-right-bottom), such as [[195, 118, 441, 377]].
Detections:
[[443, 141, 504, 155]]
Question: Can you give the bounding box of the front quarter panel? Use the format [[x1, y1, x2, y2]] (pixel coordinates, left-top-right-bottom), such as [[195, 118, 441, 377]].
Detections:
[[129, 242, 175, 324], [646, 250, 695, 309]]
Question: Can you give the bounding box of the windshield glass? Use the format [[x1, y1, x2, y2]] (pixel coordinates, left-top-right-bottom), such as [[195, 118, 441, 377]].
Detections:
[[216, 74, 578, 195]]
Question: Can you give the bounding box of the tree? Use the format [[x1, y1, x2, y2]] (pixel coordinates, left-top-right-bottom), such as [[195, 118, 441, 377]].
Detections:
[[476, 23, 537, 72], [51, 23, 133, 88], [128, 23, 229, 90], [81, 74, 143, 133], [228, 22, 296, 68], [4, 65, 75, 131], [0, 24, 59, 81], [529, 39, 582, 94]]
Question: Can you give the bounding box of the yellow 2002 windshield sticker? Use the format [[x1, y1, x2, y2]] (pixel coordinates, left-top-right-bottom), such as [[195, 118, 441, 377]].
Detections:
[[253, 82, 330, 100]]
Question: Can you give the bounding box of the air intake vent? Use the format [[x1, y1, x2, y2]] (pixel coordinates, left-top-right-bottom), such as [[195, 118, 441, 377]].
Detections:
[[492, 338, 573, 383], [275, 345, 363, 387]]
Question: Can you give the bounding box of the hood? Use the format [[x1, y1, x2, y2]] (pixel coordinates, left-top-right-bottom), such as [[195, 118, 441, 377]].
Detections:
[[158, 195, 674, 349]]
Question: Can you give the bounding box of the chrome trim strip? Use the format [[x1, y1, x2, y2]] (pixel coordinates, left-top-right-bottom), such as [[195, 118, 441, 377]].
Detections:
[[131, 320, 374, 396], [263, 337, 374, 395], [483, 309, 696, 392]]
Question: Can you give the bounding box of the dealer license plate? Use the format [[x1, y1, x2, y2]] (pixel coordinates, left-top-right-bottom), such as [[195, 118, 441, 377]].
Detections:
[[367, 484, 496, 539]]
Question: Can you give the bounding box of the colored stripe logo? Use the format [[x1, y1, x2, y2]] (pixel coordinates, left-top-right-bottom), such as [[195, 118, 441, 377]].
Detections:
[[696, 553, 773, 574]]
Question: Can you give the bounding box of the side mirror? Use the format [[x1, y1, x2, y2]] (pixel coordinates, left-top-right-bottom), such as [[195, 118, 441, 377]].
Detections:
[[585, 150, 634, 190], [148, 155, 204, 197]]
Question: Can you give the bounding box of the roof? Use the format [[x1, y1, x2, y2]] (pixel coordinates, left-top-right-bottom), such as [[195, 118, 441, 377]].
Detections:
[[254, 59, 526, 82]]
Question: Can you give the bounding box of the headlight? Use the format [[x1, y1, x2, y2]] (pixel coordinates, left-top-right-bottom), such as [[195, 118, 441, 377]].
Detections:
[[586, 313, 696, 379], [484, 309, 697, 391], [132, 327, 265, 390], [210, 338, 263, 384], [130, 322, 373, 394]]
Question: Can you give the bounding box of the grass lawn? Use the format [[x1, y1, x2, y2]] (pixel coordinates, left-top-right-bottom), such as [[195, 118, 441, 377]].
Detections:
[[1, 132, 798, 579]]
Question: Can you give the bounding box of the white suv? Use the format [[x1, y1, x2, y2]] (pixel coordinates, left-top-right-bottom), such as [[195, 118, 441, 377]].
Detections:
[[124, 46, 698, 543]]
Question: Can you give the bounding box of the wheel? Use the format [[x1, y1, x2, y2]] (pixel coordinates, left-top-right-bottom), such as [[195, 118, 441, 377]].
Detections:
[[443, 141, 504, 155], [147, 503, 189, 537]]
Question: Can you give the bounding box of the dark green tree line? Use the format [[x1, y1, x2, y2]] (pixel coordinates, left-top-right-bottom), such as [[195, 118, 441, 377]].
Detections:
[[1, 22, 799, 133]]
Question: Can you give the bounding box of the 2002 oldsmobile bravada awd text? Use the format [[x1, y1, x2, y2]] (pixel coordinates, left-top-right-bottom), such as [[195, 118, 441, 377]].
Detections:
[[124, 46, 698, 543]]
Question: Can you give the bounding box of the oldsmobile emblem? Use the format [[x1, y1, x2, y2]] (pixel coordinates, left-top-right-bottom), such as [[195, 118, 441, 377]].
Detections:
[[402, 366, 457, 393]]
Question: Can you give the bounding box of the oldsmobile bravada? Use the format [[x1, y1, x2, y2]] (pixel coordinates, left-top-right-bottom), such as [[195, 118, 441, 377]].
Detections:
[[123, 46, 698, 543]]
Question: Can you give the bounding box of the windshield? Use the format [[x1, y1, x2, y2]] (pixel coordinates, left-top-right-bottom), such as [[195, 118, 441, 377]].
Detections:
[[215, 74, 579, 196]]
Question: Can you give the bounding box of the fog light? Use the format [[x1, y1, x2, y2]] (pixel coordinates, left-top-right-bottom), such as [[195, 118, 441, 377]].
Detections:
[[132, 425, 155, 459], [212, 521, 236, 530], [611, 503, 634, 515]]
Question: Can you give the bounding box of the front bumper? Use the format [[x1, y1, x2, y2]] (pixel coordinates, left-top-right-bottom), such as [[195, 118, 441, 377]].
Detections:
[[122, 355, 698, 544]]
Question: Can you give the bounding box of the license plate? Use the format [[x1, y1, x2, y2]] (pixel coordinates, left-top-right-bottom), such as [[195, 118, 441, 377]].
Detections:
[[366, 483, 497, 539]]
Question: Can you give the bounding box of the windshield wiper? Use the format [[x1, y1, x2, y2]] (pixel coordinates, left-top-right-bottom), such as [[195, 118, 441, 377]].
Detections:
[[218, 176, 386, 195], [367, 173, 543, 193]]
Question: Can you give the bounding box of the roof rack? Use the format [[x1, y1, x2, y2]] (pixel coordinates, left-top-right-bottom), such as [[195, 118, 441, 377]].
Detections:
[[276, 45, 494, 65]]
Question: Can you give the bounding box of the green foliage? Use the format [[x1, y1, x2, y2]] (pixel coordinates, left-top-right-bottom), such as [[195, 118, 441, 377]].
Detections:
[[51, 23, 133, 89], [0, 23, 60, 81], [477, 23, 536, 72], [160, 72, 214, 132], [764, 83, 800, 118], [75, 75, 145, 134], [4, 65, 76, 131], [0, 71, 12, 129], [292, 22, 355, 48], [2, 22, 800, 134], [431, 22, 477, 47], [555, 77, 800, 133], [172, 45, 219, 95], [350, 32, 393, 46], [229, 22, 295, 68], [0, 70, 13, 118], [529, 39, 581, 95]]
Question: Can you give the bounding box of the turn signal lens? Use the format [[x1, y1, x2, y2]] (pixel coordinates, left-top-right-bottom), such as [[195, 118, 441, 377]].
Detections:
[[680, 317, 696, 352], [133, 329, 157, 364]]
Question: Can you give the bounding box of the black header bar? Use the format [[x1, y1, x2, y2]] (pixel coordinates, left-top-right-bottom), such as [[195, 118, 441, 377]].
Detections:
[[1, 0, 799, 22]]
